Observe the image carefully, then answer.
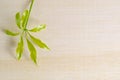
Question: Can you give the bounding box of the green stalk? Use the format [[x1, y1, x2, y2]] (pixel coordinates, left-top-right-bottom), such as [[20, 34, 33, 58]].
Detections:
[[25, 0, 34, 29]]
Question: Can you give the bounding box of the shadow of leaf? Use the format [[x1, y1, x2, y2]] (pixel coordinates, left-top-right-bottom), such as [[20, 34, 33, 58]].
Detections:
[[0, 29, 17, 59], [0, 0, 31, 59]]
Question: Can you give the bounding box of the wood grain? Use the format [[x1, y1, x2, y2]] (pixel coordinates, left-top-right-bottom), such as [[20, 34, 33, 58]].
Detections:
[[1, 0, 120, 80]]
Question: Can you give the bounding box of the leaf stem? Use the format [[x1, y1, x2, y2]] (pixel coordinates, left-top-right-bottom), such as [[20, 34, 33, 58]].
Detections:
[[25, 0, 34, 29]]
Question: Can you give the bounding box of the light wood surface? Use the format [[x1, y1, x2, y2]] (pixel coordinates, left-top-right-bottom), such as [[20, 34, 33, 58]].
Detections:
[[1, 0, 120, 80]]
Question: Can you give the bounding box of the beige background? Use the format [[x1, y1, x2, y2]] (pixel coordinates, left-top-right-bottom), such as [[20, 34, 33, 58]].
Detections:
[[1, 0, 120, 80]]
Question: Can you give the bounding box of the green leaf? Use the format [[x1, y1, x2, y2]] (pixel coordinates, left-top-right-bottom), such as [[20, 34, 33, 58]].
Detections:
[[27, 39, 37, 64], [15, 12, 21, 29], [21, 10, 29, 28], [29, 24, 46, 32], [29, 34, 50, 50], [16, 36, 24, 60], [4, 29, 19, 36]]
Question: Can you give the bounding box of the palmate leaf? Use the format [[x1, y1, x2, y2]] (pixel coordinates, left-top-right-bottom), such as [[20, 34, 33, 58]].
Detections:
[[4, 0, 49, 64], [27, 39, 37, 64], [15, 12, 21, 29], [16, 36, 24, 60], [29, 24, 46, 32], [4, 29, 19, 36], [21, 10, 29, 28], [29, 33, 50, 50]]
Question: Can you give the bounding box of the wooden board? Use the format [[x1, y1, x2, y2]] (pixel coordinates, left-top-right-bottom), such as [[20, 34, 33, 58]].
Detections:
[[1, 0, 120, 80]]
